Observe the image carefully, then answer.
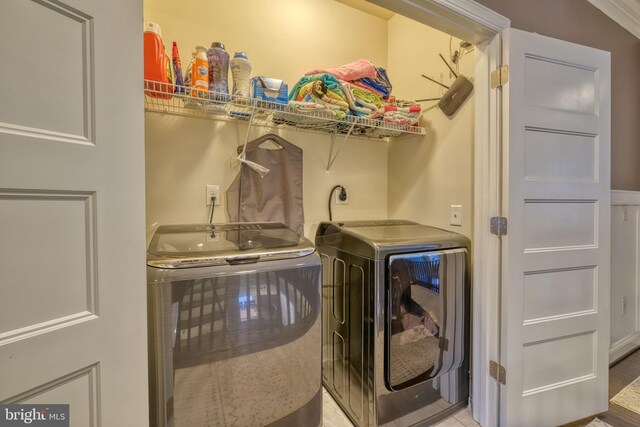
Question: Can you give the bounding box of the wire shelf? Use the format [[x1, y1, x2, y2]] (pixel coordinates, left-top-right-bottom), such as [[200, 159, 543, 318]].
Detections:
[[144, 80, 427, 140]]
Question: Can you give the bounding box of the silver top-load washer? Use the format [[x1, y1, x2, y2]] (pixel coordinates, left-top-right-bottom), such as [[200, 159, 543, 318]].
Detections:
[[316, 220, 470, 427], [148, 223, 322, 427]]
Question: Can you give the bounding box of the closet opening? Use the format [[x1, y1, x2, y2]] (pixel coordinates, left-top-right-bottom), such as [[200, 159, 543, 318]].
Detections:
[[144, 0, 476, 241], [143, 0, 502, 425]]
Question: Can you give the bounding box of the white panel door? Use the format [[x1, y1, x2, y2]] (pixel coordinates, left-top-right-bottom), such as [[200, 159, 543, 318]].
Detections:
[[500, 28, 610, 426], [0, 0, 148, 425]]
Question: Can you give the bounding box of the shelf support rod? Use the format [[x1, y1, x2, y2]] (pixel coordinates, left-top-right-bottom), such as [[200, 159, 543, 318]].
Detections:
[[238, 111, 256, 159], [326, 120, 356, 173]]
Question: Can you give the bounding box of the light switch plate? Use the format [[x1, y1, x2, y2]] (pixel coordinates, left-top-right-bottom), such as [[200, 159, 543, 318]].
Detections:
[[450, 205, 462, 226]]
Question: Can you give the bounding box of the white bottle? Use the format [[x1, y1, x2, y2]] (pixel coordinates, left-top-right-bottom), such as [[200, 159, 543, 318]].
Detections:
[[230, 52, 252, 99]]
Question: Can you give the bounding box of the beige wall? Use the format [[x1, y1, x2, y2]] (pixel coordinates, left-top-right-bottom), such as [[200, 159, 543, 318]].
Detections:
[[387, 15, 474, 239], [475, 0, 640, 191], [144, 0, 474, 241], [145, 115, 389, 239], [144, 0, 391, 239], [143, 0, 388, 90]]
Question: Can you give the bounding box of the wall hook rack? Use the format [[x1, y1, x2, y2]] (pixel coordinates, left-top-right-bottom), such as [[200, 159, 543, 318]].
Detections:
[[416, 54, 474, 116]]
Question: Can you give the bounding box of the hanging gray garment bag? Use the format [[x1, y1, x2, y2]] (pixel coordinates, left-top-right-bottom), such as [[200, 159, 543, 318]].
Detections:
[[226, 134, 304, 235]]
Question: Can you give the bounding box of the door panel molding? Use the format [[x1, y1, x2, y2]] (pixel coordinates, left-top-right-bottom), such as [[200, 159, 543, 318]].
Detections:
[[0, 190, 98, 344], [7, 364, 101, 427], [0, 0, 95, 143]]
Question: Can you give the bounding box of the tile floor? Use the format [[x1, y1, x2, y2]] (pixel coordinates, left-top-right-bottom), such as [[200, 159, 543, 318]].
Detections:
[[322, 387, 480, 427]]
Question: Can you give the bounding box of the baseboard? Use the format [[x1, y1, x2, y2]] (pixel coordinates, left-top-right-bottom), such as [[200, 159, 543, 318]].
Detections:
[[610, 331, 640, 364]]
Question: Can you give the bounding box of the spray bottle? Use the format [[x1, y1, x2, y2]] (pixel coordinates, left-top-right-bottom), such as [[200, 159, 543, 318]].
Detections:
[[172, 42, 185, 95]]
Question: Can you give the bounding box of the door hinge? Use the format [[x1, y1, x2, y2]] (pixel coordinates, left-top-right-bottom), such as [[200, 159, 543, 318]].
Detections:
[[438, 337, 449, 351], [490, 216, 508, 236], [490, 360, 506, 385], [491, 65, 509, 88]]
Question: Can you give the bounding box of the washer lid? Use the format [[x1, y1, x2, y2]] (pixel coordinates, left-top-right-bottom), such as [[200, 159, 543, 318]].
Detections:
[[315, 220, 469, 259], [147, 222, 315, 269]]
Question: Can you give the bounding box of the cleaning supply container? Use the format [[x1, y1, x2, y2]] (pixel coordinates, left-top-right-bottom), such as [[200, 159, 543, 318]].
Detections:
[[207, 42, 230, 99], [143, 22, 173, 98], [191, 46, 208, 98], [230, 51, 252, 98]]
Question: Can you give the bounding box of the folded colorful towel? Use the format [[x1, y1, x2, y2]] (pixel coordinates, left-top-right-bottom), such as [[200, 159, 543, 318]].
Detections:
[[378, 105, 421, 114], [350, 80, 386, 98], [368, 98, 423, 127], [305, 59, 377, 82], [287, 100, 345, 115], [375, 67, 393, 94], [290, 65, 419, 128], [357, 77, 390, 98], [289, 74, 350, 109], [342, 82, 376, 116], [377, 111, 421, 126], [353, 88, 384, 108]]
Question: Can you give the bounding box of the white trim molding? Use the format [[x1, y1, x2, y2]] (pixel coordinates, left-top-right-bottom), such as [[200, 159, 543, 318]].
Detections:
[[611, 332, 640, 363], [366, 0, 510, 43], [368, 2, 509, 425], [471, 32, 503, 427], [610, 190, 640, 364], [612, 189, 640, 205], [587, 0, 640, 40], [365, 2, 510, 424]]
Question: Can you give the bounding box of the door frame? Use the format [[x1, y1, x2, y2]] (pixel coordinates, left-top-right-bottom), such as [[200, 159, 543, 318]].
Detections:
[[368, 1, 509, 425]]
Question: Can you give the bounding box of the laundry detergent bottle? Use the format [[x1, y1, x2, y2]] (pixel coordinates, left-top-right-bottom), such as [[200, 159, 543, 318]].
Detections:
[[143, 22, 173, 99], [192, 46, 209, 98], [230, 51, 252, 99]]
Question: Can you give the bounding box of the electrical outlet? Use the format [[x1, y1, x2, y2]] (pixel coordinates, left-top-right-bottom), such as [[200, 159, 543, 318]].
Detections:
[[206, 185, 220, 206], [450, 205, 462, 226], [336, 187, 348, 204], [622, 297, 627, 315]]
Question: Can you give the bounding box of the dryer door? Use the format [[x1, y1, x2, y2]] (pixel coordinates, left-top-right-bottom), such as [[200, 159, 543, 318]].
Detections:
[[385, 248, 468, 391]]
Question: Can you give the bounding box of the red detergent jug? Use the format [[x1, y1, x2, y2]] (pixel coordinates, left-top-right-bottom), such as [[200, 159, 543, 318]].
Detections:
[[144, 23, 173, 99]]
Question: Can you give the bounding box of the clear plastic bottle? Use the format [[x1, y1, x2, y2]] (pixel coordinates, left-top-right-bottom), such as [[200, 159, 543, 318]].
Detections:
[[207, 42, 229, 99], [230, 51, 252, 99]]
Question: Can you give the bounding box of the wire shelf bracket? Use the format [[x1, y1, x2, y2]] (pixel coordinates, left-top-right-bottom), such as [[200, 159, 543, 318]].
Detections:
[[326, 121, 356, 174]]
